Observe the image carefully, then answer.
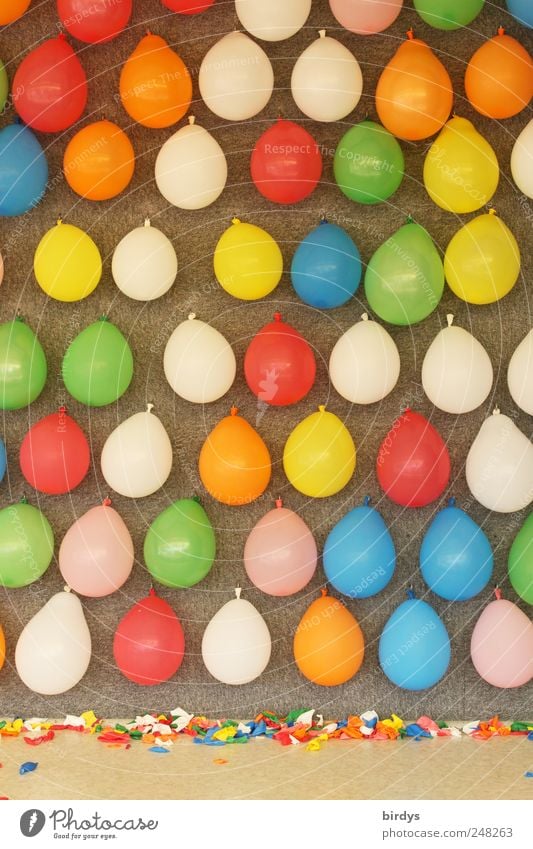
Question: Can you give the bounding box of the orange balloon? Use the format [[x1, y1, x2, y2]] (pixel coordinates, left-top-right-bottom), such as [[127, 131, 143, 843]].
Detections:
[[376, 30, 453, 141], [465, 27, 533, 119], [199, 406, 271, 506], [64, 120, 135, 201], [119, 34, 192, 129], [0, 623, 5, 672], [293, 588, 365, 686], [0, 0, 31, 25]]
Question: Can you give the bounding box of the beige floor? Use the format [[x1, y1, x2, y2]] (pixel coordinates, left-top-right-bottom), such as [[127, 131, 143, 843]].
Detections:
[[0, 732, 532, 800]]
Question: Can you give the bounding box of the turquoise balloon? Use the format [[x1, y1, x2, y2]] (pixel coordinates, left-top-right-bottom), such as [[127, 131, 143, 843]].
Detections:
[[0, 122, 48, 216], [0, 438, 6, 482], [323, 496, 396, 598], [290, 220, 361, 309], [379, 590, 451, 690], [506, 0, 533, 27], [420, 497, 493, 601]]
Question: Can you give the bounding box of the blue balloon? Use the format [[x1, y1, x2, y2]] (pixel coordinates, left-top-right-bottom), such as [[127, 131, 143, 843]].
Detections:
[[290, 220, 361, 309], [420, 497, 493, 601], [379, 590, 451, 690], [506, 0, 533, 27], [323, 496, 396, 598], [0, 439, 5, 483], [0, 122, 48, 217]]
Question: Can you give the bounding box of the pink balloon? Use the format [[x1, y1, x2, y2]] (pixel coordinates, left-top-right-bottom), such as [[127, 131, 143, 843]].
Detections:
[[329, 0, 403, 34], [470, 595, 533, 688], [59, 499, 134, 597], [244, 499, 317, 596]]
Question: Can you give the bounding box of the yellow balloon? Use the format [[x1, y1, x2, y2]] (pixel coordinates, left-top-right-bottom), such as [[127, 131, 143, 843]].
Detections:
[[423, 116, 499, 213], [34, 220, 102, 302], [214, 217, 282, 300], [283, 405, 356, 498], [444, 211, 520, 305]]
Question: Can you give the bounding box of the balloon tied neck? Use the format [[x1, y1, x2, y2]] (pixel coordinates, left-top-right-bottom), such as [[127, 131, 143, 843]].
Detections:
[[275, 497, 283, 509], [19, 496, 28, 504], [146, 28, 152, 36], [102, 497, 112, 507], [494, 586, 502, 601], [403, 406, 411, 415], [58, 32, 67, 42], [56, 218, 63, 226], [318, 29, 326, 38], [361, 313, 369, 322], [230, 405, 238, 417], [318, 404, 326, 413], [144, 218, 151, 227], [235, 587, 242, 599], [192, 495, 201, 504], [188, 115, 196, 125], [488, 207, 497, 216], [446, 314, 454, 327], [58, 405, 67, 414], [406, 213, 414, 223], [273, 312, 282, 322], [146, 403, 154, 414], [497, 26, 505, 37], [149, 587, 156, 597], [15, 314, 25, 323], [99, 314, 109, 322], [320, 587, 328, 598], [64, 585, 72, 593], [363, 495, 371, 506], [188, 313, 196, 321], [406, 588, 416, 600], [492, 406, 500, 416], [231, 217, 241, 226], [319, 214, 328, 224], [447, 496, 456, 507], [406, 28, 414, 40]]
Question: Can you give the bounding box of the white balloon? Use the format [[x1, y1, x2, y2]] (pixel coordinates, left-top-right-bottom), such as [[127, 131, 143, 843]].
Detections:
[[15, 589, 91, 695], [164, 313, 236, 404], [235, 0, 311, 41], [291, 29, 363, 122], [508, 329, 533, 415], [466, 409, 533, 513], [199, 32, 274, 120], [101, 405, 173, 498], [155, 116, 228, 210], [112, 220, 177, 301], [422, 314, 493, 414], [202, 588, 271, 685], [329, 313, 400, 404], [511, 119, 533, 199]]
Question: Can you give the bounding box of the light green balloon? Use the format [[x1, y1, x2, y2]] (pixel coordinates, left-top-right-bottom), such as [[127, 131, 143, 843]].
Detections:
[[0, 60, 8, 112], [0, 501, 54, 588], [62, 317, 133, 407], [508, 513, 533, 605], [144, 498, 216, 589], [0, 318, 47, 410], [414, 0, 485, 30], [333, 120, 404, 205], [364, 221, 444, 326]]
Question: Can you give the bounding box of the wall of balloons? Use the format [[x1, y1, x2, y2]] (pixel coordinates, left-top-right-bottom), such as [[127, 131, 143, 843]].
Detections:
[[1, 0, 533, 700]]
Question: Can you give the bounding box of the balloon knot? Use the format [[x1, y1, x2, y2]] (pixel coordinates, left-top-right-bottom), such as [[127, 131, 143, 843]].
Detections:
[[488, 207, 497, 216], [320, 587, 328, 597], [318, 404, 326, 413], [231, 217, 241, 226], [273, 312, 282, 322], [58, 32, 67, 41], [188, 313, 196, 321], [59, 405, 67, 414], [492, 406, 500, 416], [494, 587, 502, 601], [403, 406, 411, 414], [406, 28, 414, 40], [64, 585, 72, 593], [102, 497, 112, 507], [363, 495, 371, 506], [447, 497, 456, 507], [497, 26, 505, 36], [56, 218, 63, 226], [146, 403, 154, 415], [15, 314, 25, 323], [318, 29, 326, 38], [230, 405, 238, 417], [19, 496, 28, 504], [406, 588, 416, 599], [275, 497, 283, 508], [446, 314, 454, 327], [146, 28, 152, 36], [144, 218, 151, 227], [188, 115, 196, 125], [235, 587, 242, 599], [99, 315, 109, 322], [149, 587, 156, 597], [406, 214, 413, 223], [192, 495, 201, 503], [320, 214, 328, 224], [361, 313, 369, 322]]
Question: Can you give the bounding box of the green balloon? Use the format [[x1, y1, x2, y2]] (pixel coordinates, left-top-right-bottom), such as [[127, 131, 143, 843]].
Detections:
[[333, 120, 404, 205], [144, 498, 216, 588], [414, 0, 485, 30], [62, 317, 133, 407], [508, 513, 533, 605], [364, 221, 444, 325], [0, 318, 47, 410], [0, 60, 8, 112], [0, 501, 54, 588]]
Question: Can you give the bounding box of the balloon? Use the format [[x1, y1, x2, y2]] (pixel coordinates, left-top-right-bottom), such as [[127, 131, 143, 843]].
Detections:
[[506, 0, 533, 27], [12, 35, 87, 132], [470, 590, 533, 688], [236, 0, 311, 40], [511, 119, 533, 199], [244, 497, 317, 596], [20, 408, 90, 495], [162, 0, 214, 12], [63, 121, 134, 201], [379, 590, 451, 690], [199, 406, 271, 506], [0, 250, 3, 286], [155, 116, 227, 210], [59, 499, 134, 597], [34, 220, 102, 302], [0, 0, 31, 24], [414, 0, 484, 29], [112, 220, 177, 301], [144, 497, 216, 588], [508, 513, 533, 605], [377, 409, 450, 507], [291, 30, 363, 122], [0, 438, 5, 482], [508, 329, 533, 415], [114, 589, 185, 686], [334, 120, 404, 205], [199, 32, 273, 121], [376, 32, 453, 141], [0, 59, 7, 111], [16, 589, 91, 695], [466, 409, 533, 513], [420, 497, 493, 601], [364, 221, 444, 326], [62, 318, 133, 407], [465, 27, 533, 119], [329, 313, 400, 405], [244, 312, 316, 406], [421, 314, 493, 414], [423, 117, 499, 213], [57, 0, 132, 43], [214, 218, 282, 300], [293, 588, 365, 686], [250, 119, 322, 205], [444, 211, 520, 305], [323, 496, 396, 598], [0, 500, 53, 588], [120, 34, 192, 128], [290, 220, 361, 309], [164, 313, 236, 403], [0, 318, 47, 410], [202, 589, 271, 685], [0, 122, 48, 216], [283, 405, 356, 498], [0, 621, 4, 672], [329, 0, 403, 34], [101, 405, 173, 498]]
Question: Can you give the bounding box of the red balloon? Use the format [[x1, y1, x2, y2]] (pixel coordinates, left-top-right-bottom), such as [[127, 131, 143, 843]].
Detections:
[[161, 0, 214, 13], [12, 35, 87, 133], [113, 590, 185, 686], [244, 312, 316, 406], [57, 0, 132, 44], [376, 409, 450, 507], [19, 407, 90, 495], [251, 119, 323, 205]]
